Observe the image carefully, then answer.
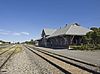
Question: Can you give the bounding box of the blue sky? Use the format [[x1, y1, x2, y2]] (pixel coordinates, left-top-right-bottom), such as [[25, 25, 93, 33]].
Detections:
[[0, 0, 100, 42]]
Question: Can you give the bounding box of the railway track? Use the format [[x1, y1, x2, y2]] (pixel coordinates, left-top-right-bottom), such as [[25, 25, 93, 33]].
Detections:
[[0, 46, 15, 55], [31, 46, 100, 72], [25, 45, 100, 74], [0, 45, 11, 52], [0, 46, 17, 71]]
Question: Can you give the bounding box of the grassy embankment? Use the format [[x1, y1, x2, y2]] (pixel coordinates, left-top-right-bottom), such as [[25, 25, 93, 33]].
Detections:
[[70, 44, 100, 50]]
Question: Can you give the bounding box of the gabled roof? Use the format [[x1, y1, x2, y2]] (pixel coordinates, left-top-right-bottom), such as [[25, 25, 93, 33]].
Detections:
[[48, 23, 91, 37], [65, 24, 91, 35], [43, 28, 56, 36]]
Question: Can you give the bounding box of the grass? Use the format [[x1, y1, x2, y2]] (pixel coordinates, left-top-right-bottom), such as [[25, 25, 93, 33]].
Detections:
[[70, 44, 100, 50], [14, 46, 22, 54]]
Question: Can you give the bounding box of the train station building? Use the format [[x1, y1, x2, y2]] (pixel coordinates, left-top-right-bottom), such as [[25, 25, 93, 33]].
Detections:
[[36, 23, 91, 48]]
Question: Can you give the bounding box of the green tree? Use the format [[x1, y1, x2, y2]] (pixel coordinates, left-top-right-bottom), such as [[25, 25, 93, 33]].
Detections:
[[83, 27, 100, 47]]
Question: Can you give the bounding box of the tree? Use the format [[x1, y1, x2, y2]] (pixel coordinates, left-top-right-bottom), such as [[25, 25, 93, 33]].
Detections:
[[24, 39, 35, 45], [83, 27, 100, 46]]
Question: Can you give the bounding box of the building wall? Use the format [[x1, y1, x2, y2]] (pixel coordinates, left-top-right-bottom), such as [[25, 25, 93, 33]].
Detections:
[[38, 35, 83, 48]]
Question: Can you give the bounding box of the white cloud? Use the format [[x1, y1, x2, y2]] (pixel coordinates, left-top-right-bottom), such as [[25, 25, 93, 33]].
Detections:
[[0, 32, 9, 35], [21, 32, 29, 35], [13, 33, 21, 36], [0, 29, 30, 36], [0, 30, 9, 35]]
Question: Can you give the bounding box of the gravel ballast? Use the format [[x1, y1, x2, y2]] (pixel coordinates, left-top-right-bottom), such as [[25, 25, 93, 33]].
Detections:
[[0, 46, 64, 74]]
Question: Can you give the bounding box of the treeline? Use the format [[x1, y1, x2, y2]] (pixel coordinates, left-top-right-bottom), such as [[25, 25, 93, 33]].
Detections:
[[23, 39, 35, 45], [73, 27, 100, 50], [0, 40, 11, 44]]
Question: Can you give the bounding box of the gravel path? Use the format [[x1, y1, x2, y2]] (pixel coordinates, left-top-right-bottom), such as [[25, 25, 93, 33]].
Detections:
[[0, 47, 15, 68], [1, 48, 36, 74], [0, 46, 64, 74], [0, 47, 15, 74], [0, 46, 11, 53]]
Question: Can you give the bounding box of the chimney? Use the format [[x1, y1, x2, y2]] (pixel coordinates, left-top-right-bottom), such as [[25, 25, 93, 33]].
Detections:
[[66, 24, 67, 26], [74, 23, 80, 26]]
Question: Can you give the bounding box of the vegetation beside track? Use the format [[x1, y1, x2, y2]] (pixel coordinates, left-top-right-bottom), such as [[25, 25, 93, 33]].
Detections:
[[14, 45, 22, 54], [71, 27, 100, 50]]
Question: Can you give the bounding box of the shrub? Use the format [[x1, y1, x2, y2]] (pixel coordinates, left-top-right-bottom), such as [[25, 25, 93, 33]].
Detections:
[[71, 44, 100, 50], [95, 44, 100, 50]]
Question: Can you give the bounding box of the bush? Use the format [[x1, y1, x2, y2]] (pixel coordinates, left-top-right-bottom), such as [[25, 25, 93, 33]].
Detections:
[[71, 44, 100, 50], [70, 45, 85, 50], [95, 44, 100, 50]]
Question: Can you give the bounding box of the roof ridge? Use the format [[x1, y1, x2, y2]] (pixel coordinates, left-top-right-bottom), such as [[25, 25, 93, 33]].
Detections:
[[65, 25, 72, 34]]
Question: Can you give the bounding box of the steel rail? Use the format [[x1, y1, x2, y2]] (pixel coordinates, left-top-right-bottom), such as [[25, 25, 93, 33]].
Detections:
[[26, 46, 100, 74], [0, 47, 17, 69], [0, 46, 15, 55]]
